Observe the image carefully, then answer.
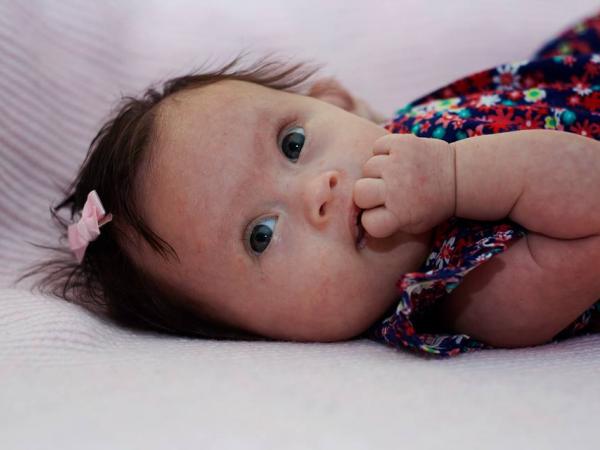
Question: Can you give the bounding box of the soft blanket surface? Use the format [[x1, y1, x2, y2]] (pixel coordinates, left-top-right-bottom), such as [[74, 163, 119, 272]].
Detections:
[[2, 1, 600, 449]]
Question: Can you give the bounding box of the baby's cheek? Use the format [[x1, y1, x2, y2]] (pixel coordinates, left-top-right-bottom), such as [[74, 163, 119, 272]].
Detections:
[[310, 262, 361, 313], [231, 254, 247, 273], [289, 254, 338, 308]]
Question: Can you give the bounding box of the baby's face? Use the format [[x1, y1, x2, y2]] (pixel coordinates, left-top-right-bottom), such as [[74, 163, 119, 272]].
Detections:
[[134, 80, 432, 341]]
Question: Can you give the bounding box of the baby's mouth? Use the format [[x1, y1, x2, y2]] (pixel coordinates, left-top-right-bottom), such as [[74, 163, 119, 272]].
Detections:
[[356, 209, 367, 249]]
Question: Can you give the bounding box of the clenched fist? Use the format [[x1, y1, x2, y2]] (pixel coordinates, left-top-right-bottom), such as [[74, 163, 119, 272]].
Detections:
[[353, 134, 457, 238]]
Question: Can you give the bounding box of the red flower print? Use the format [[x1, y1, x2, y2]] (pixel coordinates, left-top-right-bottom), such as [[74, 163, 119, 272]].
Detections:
[[508, 90, 523, 100], [523, 70, 546, 88], [435, 112, 465, 130], [498, 72, 515, 87], [470, 70, 493, 91], [582, 92, 600, 111], [571, 119, 600, 137], [391, 124, 411, 134], [466, 124, 486, 137], [486, 107, 516, 133], [450, 116, 466, 130], [568, 95, 582, 106], [434, 237, 456, 269], [561, 55, 576, 67], [452, 79, 471, 95], [442, 88, 456, 98], [386, 115, 411, 132], [546, 81, 569, 90], [493, 64, 523, 91], [465, 97, 480, 109], [452, 237, 469, 255], [468, 92, 502, 112], [434, 113, 452, 128], [523, 77, 535, 88], [571, 41, 592, 55], [584, 61, 600, 77], [419, 110, 437, 121], [514, 109, 543, 129], [419, 121, 431, 133], [571, 74, 592, 95], [473, 103, 496, 113]]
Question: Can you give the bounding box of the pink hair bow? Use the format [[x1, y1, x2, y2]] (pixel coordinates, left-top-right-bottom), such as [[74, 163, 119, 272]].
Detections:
[[68, 190, 113, 263]]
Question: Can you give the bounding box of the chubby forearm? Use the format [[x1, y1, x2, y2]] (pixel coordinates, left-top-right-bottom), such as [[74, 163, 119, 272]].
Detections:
[[451, 130, 600, 238]]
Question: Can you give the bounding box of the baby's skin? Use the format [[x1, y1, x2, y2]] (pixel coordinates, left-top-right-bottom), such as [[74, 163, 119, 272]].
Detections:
[[354, 131, 600, 347], [127, 78, 600, 347]]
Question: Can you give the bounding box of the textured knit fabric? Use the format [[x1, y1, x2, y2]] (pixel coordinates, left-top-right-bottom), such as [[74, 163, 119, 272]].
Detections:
[[366, 12, 600, 357]]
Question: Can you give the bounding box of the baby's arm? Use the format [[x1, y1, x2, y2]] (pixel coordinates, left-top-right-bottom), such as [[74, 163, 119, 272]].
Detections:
[[454, 129, 600, 238], [437, 130, 600, 347]]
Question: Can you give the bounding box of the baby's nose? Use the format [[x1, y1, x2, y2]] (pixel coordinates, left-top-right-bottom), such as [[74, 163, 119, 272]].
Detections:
[[303, 170, 340, 227]]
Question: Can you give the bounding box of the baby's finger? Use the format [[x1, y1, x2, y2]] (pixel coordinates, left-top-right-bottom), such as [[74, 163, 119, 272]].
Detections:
[[361, 206, 400, 238], [372, 133, 420, 155], [353, 178, 386, 209], [372, 133, 399, 155], [362, 154, 388, 178]]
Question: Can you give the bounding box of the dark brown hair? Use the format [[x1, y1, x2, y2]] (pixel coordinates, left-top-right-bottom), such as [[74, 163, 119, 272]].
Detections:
[[19, 55, 320, 340]]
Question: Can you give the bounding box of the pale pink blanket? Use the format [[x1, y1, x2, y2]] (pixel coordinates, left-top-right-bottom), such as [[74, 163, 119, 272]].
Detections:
[[2, 2, 600, 449]]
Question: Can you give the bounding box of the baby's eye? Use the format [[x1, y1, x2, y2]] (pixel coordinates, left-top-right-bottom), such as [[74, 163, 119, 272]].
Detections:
[[246, 216, 277, 254], [280, 126, 305, 162]]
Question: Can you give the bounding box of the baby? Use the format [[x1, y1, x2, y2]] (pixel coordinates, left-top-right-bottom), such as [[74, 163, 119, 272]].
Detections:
[[25, 13, 600, 357]]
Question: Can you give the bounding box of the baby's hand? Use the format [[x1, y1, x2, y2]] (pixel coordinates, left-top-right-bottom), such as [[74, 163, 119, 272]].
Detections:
[[353, 134, 456, 238]]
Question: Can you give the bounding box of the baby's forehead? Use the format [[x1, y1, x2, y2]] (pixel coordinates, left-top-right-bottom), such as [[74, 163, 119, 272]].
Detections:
[[161, 80, 284, 116], [155, 80, 301, 146], [149, 79, 293, 165]]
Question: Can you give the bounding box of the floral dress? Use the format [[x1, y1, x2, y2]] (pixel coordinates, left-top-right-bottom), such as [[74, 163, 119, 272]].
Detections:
[[366, 11, 600, 357]]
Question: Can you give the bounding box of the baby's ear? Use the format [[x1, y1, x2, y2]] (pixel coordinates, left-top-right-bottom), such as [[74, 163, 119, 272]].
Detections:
[[307, 78, 356, 112]]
